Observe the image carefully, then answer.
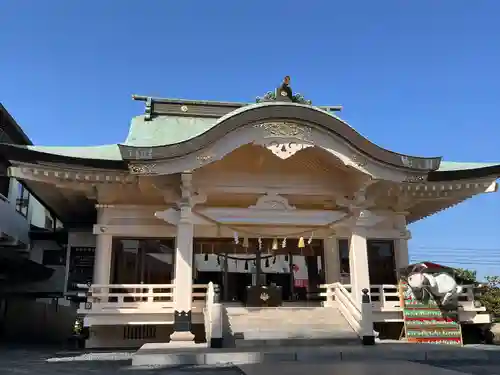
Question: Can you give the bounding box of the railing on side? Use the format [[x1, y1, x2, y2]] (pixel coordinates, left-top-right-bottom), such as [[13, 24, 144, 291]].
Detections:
[[322, 283, 484, 312], [80, 284, 210, 313], [319, 282, 375, 345]]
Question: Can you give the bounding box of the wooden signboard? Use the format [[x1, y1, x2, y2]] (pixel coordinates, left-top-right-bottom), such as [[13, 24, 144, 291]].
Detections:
[[67, 247, 96, 292]]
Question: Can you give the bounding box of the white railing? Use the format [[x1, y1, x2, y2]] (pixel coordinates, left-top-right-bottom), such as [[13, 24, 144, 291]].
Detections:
[[321, 283, 485, 312], [79, 283, 210, 314], [320, 282, 374, 340]]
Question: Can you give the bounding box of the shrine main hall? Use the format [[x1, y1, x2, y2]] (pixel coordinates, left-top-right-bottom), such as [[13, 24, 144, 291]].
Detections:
[[1, 83, 497, 348]]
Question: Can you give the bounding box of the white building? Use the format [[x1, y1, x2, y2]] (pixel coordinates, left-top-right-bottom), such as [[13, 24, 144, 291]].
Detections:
[[0, 88, 498, 348]]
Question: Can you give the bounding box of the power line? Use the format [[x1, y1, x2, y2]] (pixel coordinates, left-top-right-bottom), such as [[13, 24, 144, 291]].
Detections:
[[409, 254, 500, 260], [409, 260, 499, 266], [414, 246, 500, 251]]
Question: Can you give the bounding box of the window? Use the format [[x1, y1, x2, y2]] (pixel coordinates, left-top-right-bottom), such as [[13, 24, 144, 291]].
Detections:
[[15, 183, 29, 217], [337, 238, 397, 284], [0, 176, 9, 199], [45, 214, 54, 230], [338, 239, 350, 274], [111, 238, 176, 285], [367, 240, 396, 284]]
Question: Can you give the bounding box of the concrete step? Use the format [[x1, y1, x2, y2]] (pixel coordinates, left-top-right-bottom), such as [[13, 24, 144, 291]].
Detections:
[[235, 329, 357, 340], [234, 337, 359, 348], [225, 306, 359, 348]]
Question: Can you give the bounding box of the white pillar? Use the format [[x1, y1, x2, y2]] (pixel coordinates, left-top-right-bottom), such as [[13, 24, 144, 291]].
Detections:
[[92, 234, 112, 285], [349, 227, 370, 304], [394, 215, 410, 271], [323, 237, 341, 284], [170, 203, 195, 342], [395, 239, 409, 269]]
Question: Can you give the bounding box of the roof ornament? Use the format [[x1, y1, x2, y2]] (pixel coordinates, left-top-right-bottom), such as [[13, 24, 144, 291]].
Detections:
[[256, 76, 312, 105]]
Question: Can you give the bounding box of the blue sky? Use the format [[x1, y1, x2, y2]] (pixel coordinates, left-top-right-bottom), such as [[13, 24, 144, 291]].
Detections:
[[1, 1, 499, 278]]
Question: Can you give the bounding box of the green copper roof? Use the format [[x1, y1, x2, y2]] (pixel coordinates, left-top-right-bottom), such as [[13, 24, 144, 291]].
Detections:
[[7, 100, 500, 176], [124, 115, 217, 147], [437, 161, 500, 172], [20, 143, 500, 173], [25, 144, 122, 160]]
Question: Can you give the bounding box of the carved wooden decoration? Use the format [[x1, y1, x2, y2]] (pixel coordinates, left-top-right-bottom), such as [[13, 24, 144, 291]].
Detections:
[[249, 192, 296, 210], [265, 141, 313, 160]]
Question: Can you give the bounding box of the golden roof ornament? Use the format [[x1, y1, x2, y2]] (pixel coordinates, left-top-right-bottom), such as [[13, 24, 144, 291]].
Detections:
[[256, 76, 312, 105]]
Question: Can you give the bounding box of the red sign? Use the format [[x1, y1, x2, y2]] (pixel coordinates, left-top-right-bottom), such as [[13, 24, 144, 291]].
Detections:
[[294, 279, 308, 288]]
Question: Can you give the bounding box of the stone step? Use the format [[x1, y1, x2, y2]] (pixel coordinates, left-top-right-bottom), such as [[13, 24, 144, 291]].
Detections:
[[230, 318, 344, 323], [229, 320, 349, 326], [234, 329, 356, 339], [225, 306, 357, 348], [227, 310, 343, 317], [231, 324, 351, 331], [234, 337, 359, 348]]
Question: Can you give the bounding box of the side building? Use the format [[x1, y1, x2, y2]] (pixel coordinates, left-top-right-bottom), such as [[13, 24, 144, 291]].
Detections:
[[0, 104, 70, 344]]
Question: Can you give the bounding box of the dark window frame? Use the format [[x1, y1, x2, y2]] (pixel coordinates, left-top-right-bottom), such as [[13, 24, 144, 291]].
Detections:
[[15, 183, 30, 217]]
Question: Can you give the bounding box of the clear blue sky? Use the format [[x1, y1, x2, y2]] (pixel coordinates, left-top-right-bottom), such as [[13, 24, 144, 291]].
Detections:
[[1, 1, 499, 278]]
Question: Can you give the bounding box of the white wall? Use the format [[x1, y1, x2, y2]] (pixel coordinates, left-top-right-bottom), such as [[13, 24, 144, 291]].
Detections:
[[0, 178, 56, 245], [0, 179, 31, 244], [68, 231, 96, 248]]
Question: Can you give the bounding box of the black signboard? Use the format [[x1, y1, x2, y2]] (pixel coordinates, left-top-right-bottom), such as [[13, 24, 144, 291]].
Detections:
[[67, 247, 96, 292]]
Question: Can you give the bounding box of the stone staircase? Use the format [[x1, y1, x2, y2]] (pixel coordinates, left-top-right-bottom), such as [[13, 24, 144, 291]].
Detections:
[[225, 303, 360, 347]]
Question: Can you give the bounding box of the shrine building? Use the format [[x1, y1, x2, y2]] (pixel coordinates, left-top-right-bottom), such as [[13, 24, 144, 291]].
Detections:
[[0, 84, 498, 348]]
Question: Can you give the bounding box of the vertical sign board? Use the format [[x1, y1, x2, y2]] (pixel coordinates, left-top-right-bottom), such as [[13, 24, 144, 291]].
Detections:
[[66, 247, 96, 292]]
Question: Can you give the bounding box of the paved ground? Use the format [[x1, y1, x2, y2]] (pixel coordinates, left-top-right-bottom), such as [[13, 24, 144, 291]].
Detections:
[[1, 348, 500, 375], [0, 349, 244, 375], [240, 361, 500, 375], [414, 360, 500, 375]]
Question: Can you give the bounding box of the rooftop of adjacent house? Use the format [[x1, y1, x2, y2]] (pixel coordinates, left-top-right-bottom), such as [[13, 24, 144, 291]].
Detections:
[[0, 103, 33, 145]]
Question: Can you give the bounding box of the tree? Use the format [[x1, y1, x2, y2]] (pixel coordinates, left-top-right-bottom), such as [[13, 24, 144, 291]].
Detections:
[[479, 276, 500, 319], [455, 268, 477, 284], [455, 268, 500, 319]]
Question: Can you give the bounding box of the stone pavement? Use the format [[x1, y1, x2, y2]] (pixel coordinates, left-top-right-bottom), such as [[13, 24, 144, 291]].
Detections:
[[414, 360, 500, 375], [1, 348, 500, 375], [0, 348, 244, 374]]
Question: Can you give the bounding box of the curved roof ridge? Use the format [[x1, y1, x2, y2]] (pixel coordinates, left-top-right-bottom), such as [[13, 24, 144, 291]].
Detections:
[[119, 101, 442, 171]]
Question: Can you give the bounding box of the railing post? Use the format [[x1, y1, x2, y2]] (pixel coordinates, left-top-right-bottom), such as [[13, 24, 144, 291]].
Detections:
[[213, 284, 220, 303], [207, 284, 222, 348], [324, 285, 333, 306], [360, 288, 375, 345]]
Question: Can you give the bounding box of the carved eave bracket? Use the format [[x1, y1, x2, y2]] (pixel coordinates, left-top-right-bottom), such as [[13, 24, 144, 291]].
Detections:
[[177, 172, 207, 208], [336, 179, 378, 213]]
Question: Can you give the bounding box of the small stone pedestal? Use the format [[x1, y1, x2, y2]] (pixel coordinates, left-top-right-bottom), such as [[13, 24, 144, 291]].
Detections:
[[170, 331, 195, 342]]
